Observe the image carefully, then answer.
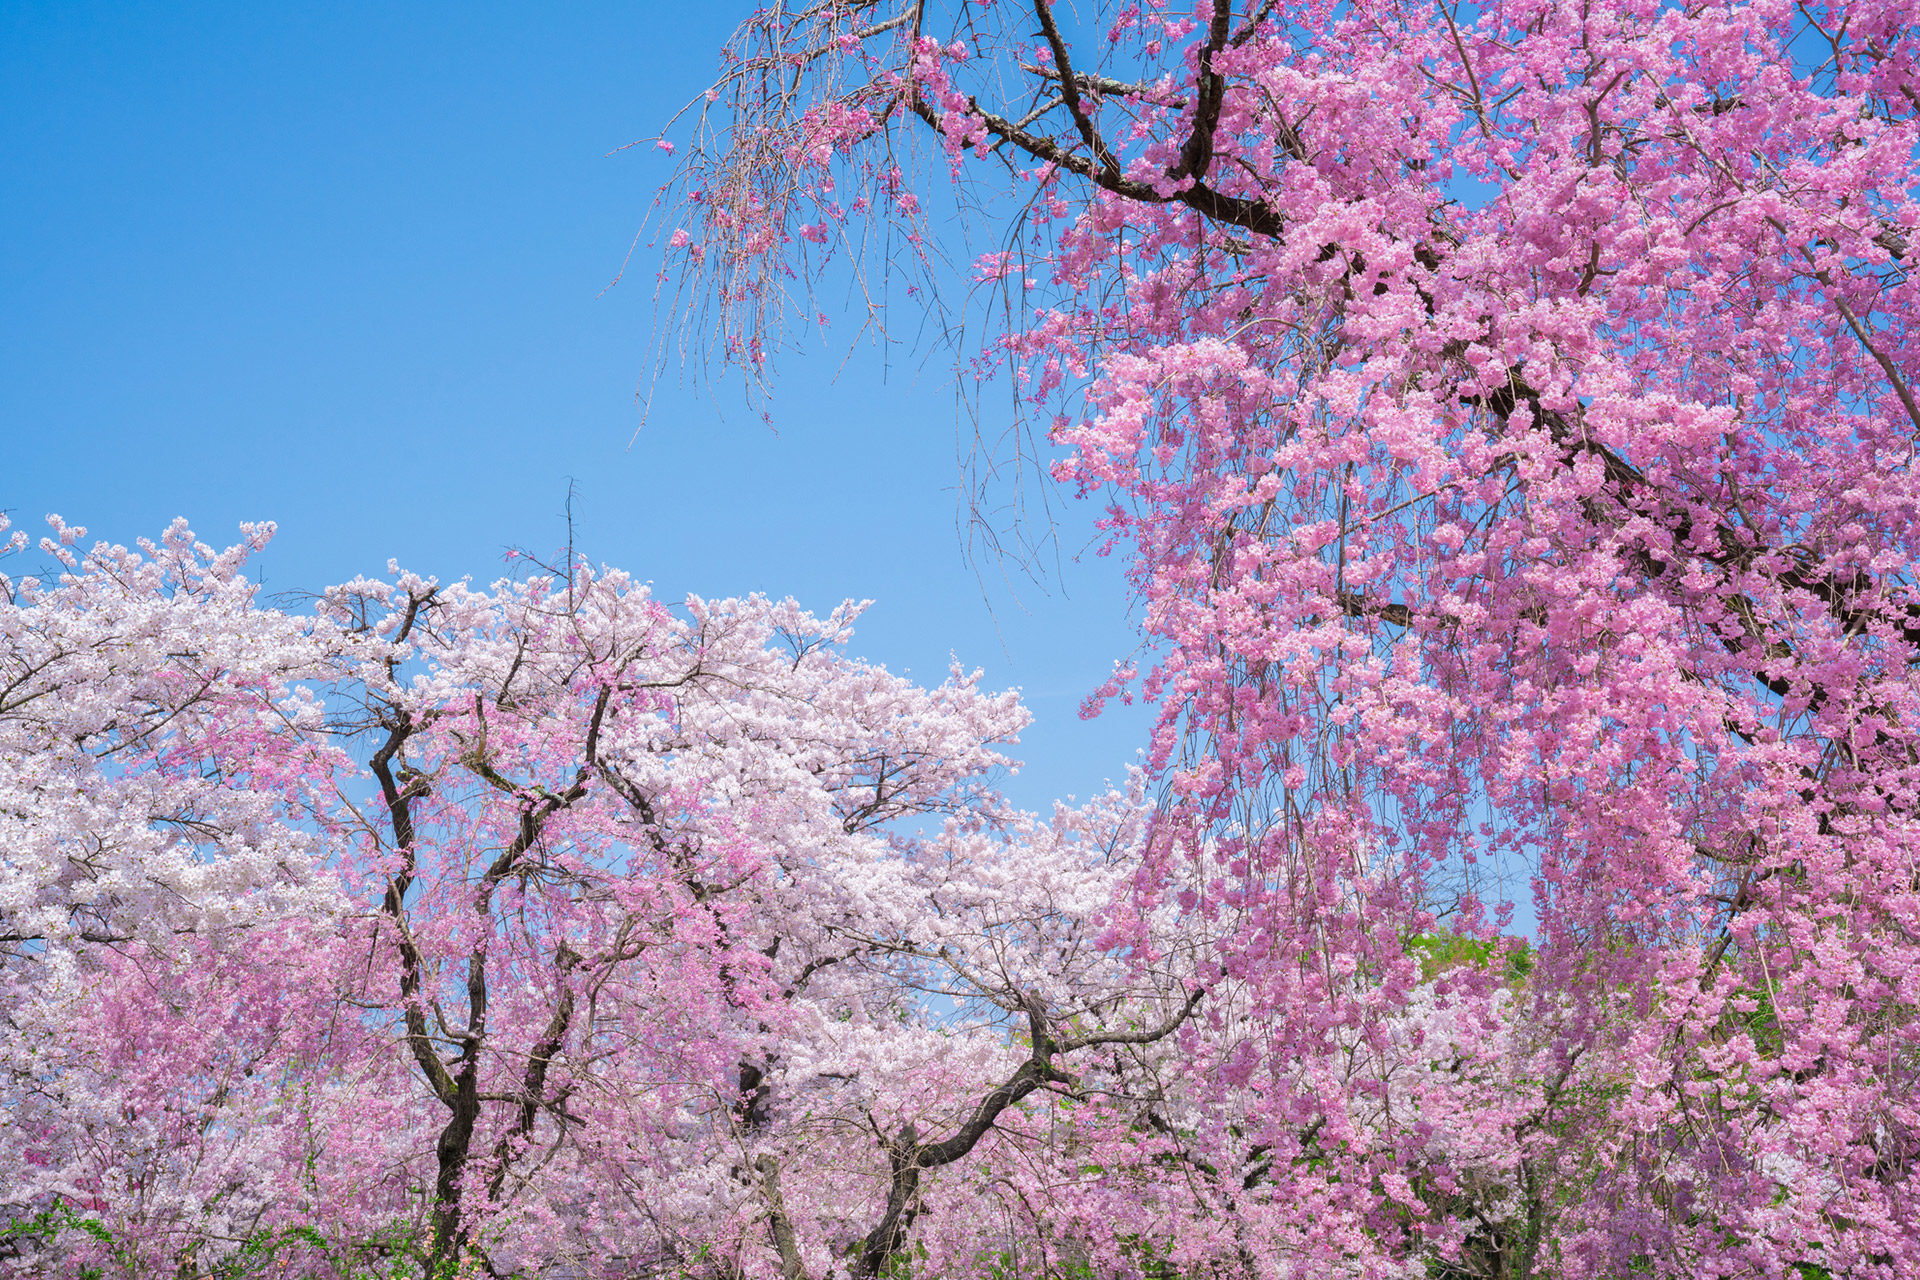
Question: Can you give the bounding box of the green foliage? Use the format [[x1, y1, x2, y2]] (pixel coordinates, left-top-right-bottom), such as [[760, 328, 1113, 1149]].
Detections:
[[1, 1199, 117, 1279], [1404, 932, 1532, 983], [0, 1202, 429, 1280], [1724, 985, 1786, 1059], [991, 1251, 1100, 1280], [874, 1236, 931, 1280], [212, 1222, 428, 1280]]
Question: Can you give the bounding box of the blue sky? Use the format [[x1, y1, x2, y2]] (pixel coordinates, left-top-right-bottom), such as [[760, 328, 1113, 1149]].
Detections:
[[1, 0, 1153, 813]]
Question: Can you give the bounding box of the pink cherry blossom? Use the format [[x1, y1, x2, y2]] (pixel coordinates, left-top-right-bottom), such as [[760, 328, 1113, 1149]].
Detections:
[[659, 0, 1920, 1275]]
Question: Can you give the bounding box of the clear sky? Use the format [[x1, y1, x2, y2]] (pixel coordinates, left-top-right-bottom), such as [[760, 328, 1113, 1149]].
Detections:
[[1, 0, 1155, 814]]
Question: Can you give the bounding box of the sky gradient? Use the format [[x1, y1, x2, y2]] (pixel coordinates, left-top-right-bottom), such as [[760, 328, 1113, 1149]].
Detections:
[[2, 0, 1154, 814]]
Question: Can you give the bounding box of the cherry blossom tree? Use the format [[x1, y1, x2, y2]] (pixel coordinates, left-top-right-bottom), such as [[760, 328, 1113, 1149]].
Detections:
[[2, 519, 1239, 1280], [0, 515, 407, 1277], [8, 0, 1917, 1270], [0, 516, 1651, 1279], [310, 549, 1057, 1277], [660, 0, 1920, 1275]]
